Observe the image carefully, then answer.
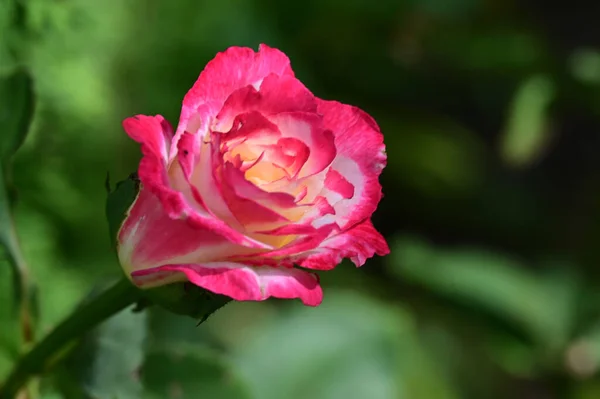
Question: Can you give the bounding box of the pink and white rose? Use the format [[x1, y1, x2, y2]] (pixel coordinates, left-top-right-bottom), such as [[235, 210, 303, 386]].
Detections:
[[117, 44, 389, 306]]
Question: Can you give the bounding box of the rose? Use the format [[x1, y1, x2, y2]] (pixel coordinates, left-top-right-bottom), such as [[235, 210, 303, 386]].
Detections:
[[117, 44, 389, 307]]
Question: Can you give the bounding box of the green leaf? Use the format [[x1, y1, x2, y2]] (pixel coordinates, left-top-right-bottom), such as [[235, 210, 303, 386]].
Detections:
[[0, 262, 19, 380], [456, 31, 544, 71], [0, 0, 19, 74], [0, 68, 36, 334], [0, 69, 35, 164], [569, 49, 600, 85], [388, 236, 579, 351], [233, 291, 458, 399], [143, 346, 253, 399], [105, 173, 140, 248], [59, 305, 148, 399], [142, 283, 232, 323], [500, 74, 556, 168], [147, 307, 224, 350]]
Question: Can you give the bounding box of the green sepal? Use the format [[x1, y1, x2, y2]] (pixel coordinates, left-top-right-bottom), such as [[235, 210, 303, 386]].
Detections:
[[105, 172, 140, 249], [142, 283, 231, 324]]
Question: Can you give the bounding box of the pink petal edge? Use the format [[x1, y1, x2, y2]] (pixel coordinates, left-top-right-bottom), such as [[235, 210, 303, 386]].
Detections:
[[174, 44, 296, 158], [131, 262, 323, 306], [293, 219, 390, 270]]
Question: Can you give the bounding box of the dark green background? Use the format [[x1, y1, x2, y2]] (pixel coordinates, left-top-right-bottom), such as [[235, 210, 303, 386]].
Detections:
[[3, 0, 600, 398]]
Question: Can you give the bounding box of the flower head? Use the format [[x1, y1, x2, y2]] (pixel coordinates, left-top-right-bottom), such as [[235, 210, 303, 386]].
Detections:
[[117, 45, 389, 306]]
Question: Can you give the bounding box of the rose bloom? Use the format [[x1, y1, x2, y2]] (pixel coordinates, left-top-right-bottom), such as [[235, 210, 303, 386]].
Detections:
[[118, 44, 389, 306]]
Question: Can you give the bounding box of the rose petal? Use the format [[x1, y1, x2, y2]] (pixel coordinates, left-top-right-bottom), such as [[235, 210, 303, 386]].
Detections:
[[122, 115, 173, 196], [118, 190, 250, 276], [293, 219, 390, 270], [131, 262, 323, 306], [214, 73, 317, 132], [315, 100, 386, 230], [257, 223, 338, 259], [122, 118, 269, 249], [220, 111, 281, 145], [174, 44, 295, 157], [220, 163, 291, 230], [324, 168, 354, 199], [123, 115, 172, 162], [269, 112, 336, 178], [186, 133, 244, 230]]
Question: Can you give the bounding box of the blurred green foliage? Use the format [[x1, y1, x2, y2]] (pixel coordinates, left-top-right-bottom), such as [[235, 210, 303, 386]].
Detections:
[[3, 0, 600, 398]]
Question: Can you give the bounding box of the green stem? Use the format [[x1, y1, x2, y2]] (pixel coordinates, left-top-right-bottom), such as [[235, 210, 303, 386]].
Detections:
[[0, 171, 36, 345], [0, 278, 142, 399]]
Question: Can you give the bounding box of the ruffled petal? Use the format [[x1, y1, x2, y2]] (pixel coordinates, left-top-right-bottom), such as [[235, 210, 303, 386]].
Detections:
[[220, 171, 290, 235], [256, 223, 338, 259], [130, 262, 323, 306], [123, 115, 172, 162], [174, 44, 295, 157], [214, 73, 316, 132], [118, 190, 250, 276], [122, 117, 269, 249], [269, 112, 336, 179], [293, 219, 390, 270], [315, 100, 386, 231], [122, 115, 173, 192]]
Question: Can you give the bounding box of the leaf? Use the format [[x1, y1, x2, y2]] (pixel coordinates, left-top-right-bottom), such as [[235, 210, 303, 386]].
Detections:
[[233, 291, 459, 399], [147, 307, 225, 351], [0, 68, 36, 337], [59, 305, 148, 399], [105, 173, 140, 248], [0, 262, 19, 380], [0, 0, 20, 74], [500, 74, 556, 168], [0, 69, 35, 262], [142, 283, 232, 323], [455, 31, 544, 71], [40, 394, 64, 399], [0, 69, 35, 164], [388, 236, 579, 350], [570, 49, 600, 85], [143, 346, 253, 399]]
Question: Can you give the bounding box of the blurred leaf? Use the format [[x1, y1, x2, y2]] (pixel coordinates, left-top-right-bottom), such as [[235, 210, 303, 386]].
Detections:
[[500, 74, 556, 168], [0, 261, 19, 380], [143, 346, 253, 399], [571, 381, 600, 399], [233, 291, 459, 399], [105, 173, 139, 248], [409, 0, 479, 19], [0, 0, 19, 74], [0, 68, 34, 164], [461, 31, 544, 71], [143, 283, 232, 324], [431, 29, 545, 72], [147, 307, 225, 350], [388, 236, 579, 351], [570, 49, 600, 85], [379, 114, 485, 197], [0, 69, 35, 268], [59, 306, 147, 399], [0, 68, 35, 339], [482, 331, 538, 378]]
